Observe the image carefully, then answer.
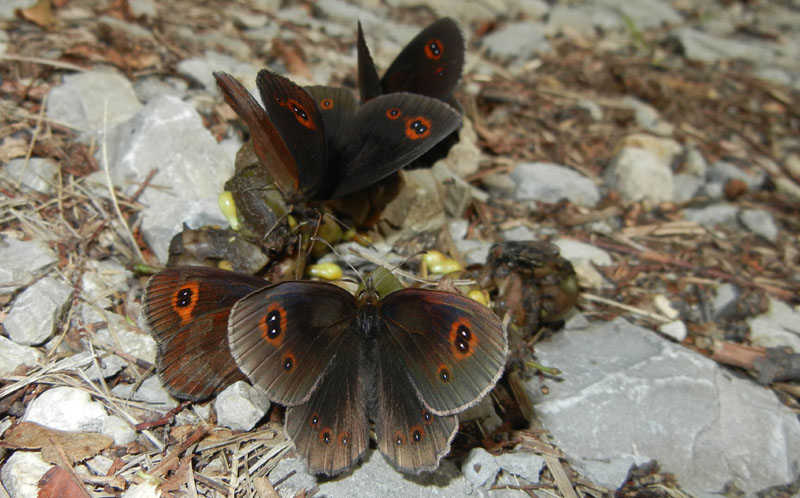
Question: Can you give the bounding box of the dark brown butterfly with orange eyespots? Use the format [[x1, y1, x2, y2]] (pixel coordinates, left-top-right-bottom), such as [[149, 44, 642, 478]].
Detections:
[[357, 18, 465, 167], [214, 69, 461, 204], [142, 266, 508, 475]]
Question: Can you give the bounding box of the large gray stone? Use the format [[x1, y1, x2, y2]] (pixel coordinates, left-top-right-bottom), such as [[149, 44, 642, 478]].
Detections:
[[4, 158, 59, 195], [215, 381, 271, 431], [0, 336, 43, 376], [511, 162, 600, 207], [47, 71, 143, 133], [100, 94, 233, 262], [4, 276, 73, 346], [528, 317, 800, 493], [22, 386, 108, 433], [0, 451, 52, 498], [605, 147, 674, 206], [481, 21, 551, 61], [0, 236, 58, 296]]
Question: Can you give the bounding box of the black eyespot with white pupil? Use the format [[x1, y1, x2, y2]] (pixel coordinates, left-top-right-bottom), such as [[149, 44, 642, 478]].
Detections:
[[410, 120, 427, 135], [322, 431, 331, 444], [266, 310, 281, 339], [439, 367, 450, 382], [412, 429, 422, 442], [292, 104, 308, 120], [176, 288, 192, 307], [455, 325, 471, 353], [283, 356, 294, 370], [429, 41, 441, 56]]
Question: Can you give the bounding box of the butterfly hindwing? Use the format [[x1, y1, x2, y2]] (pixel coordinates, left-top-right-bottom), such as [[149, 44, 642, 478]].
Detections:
[[143, 267, 270, 401], [305, 85, 359, 153], [327, 92, 461, 198], [356, 21, 384, 102], [378, 289, 508, 415], [374, 351, 457, 473], [285, 330, 369, 475], [227, 281, 357, 406]]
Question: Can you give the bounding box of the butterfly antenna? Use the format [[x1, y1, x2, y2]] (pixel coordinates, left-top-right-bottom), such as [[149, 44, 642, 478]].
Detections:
[[310, 236, 367, 288], [322, 211, 378, 252]]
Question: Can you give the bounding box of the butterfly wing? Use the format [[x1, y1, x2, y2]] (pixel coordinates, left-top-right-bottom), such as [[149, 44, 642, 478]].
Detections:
[[356, 21, 384, 103], [227, 281, 356, 406], [326, 93, 461, 198], [142, 267, 270, 401], [256, 70, 327, 199], [304, 86, 358, 152], [214, 72, 302, 198], [374, 351, 457, 473], [378, 289, 508, 415], [380, 18, 464, 100], [285, 330, 369, 475]]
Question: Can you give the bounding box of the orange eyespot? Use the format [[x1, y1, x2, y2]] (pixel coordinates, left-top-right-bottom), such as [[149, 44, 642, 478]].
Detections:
[[281, 98, 316, 130], [321, 98, 333, 109], [449, 319, 475, 359], [424, 39, 443, 60], [409, 425, 424, 443], [405, 116, 432, 140], [385, 108, 401, 120], [260, 303, 287, 346], [438, 364, 451, 383], [393, 431, 406, 445], [309, 413, 321, 429], [282, 353, 296, 372], [319, 428, 332, 444], [173, 282, 200, 325], [338, 431, 350, 446]]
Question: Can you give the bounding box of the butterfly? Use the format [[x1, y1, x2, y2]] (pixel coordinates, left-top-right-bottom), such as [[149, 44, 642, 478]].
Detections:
[[214, 69, 461, 204], [142, 266, 508, 474]]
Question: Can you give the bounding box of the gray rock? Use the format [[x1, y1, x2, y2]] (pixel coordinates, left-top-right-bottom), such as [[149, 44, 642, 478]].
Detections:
[[658, 320, 687, 342], [82, 352, 128, 380], [436, 119, 481, 178], [0, 451, 53, 498], [672, 173, 703, 203], [4, 158, 59, 195], [669, 27, 780, 66], [502, 225, 536, 241], [598, 0, 682, 29], [128, 0, 157, 18], [23, 386, 108, 433], [102, 414, 136, 445], [511, 162, 600, 207], [461, 447, 500, 488], [683, 146, 708, 177], [122, 483, 161, 498], [133, 76, 188, 104], [112, 375, 178, 410], [177, 51, 260, 93], [482, 22, 551, 61], [528, 317, 800, 494], [707, 160, 764, 191], [619, 97, 675, 135], [552, 239, 612, 266], [85, 454, 114, 476], [748, 298, 800, 352], [0, 336, 43, 376], [101, 95, 234, 262], [546, 5, 622, 36], [268, 457, 318, 498], [80, 258, 132, 310], [380, 169, 445, 236], [0, 29, 7, 55], [455, 239, 492, 266], [215, 381, 271, 431], [495, 452, 545, 483], [712, 283, 739, 319], [47, 71, 143, 133], [4, 276, 73, 346], [605, 147, 674, 205], [90, 310, 157, 364], [576, 99, 603, 121], [482, 172, 516, 198], [432, 164, 475, 218], [448, 218, 469, 241], [683, 203, 739, 229], [316, 451, 474, 498], [0, 236, 58, 296], [231, 9, 268, 29], [0, 0, 38, 19], [739, 208, 779, 242], [313, 0, 383, 33], [575, 454, 651, 490]]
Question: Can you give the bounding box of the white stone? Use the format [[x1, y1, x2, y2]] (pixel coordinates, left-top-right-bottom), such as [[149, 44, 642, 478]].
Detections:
[[748, 298, 800, 352], [0, 336, 43, 376], [605, 147, 674, 206], [0, 236, 58, 296], [552, 239, 612, 266], [1, 451, 53, 498], [215, 381, 271, 431], [102, 415, 137, 445], [461, 447, 500, 487], [658, 320, 688, 342], [4, 158, 59, 195], [23, 386, 107, 433], [4, 276, 73, 346], [511, 162, 600, 207], [112, 375, 179, 410]]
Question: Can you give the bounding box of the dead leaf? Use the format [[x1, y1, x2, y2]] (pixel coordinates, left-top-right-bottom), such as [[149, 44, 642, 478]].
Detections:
[[37, 467, 91, 498], [3, 422, 113, 465], [17, 0, 57, 30]]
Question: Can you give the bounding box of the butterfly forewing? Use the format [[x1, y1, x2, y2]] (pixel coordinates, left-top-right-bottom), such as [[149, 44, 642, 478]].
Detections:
[[285, 331, 369, 475], [378, 289, 508, 415], [356, 21, 383, 103], [227, 281, 357, 406], [143, 267, 270, 401], [328, 92, 461, 198], [305, 86, 359, 152], [374, 352, 457, 473], [256, 70, 327, 199], [214, 72, 301, 197], [380, 17, 464, 100]]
